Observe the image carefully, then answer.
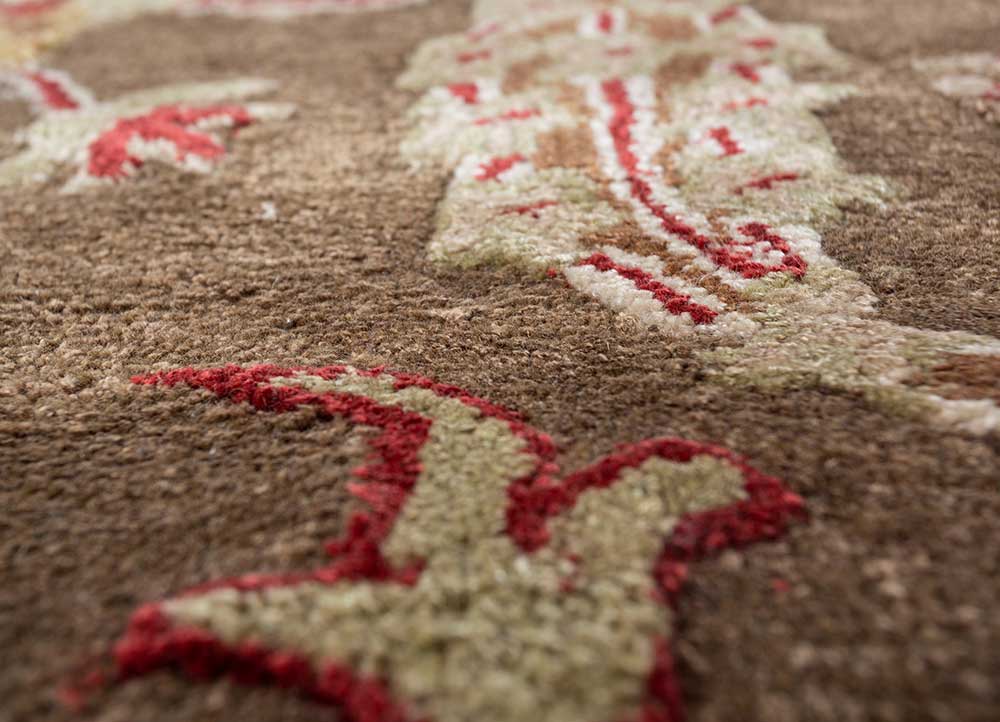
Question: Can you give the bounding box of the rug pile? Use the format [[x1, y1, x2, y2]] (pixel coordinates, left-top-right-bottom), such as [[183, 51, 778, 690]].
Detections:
[[2, 1, 998, 721]]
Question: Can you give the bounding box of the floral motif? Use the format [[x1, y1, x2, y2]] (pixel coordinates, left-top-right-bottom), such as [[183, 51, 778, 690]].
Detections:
[[0, 66, 293, 191], [82, 364, 804, 722], [398, 0, 1000, 435], [398, 0, 874, 336]]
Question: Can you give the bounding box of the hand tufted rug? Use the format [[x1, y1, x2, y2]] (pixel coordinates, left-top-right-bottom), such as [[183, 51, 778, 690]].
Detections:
[[1, 2, 999, 722]]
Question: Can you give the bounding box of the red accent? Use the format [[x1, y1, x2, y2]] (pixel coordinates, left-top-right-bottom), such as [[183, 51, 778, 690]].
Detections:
[[473, 108, 540, 125], [736, 172, 799, 194], [731, 62, 763, 84], [575, 253, 719, 326], [386, 370, 558, 498], [114, 606, 418, 722], [499, 199, 557, 217], [745, 37, 777, 50], [447, 82, 479, 105], [128, 365, 429, 593], [474, 153, 526, 182], [71, 365, 804, 722], [771, 578, 791, 594], [87, 105, 254, 180], [507, 434, 802, 554], [596, 9, 615, 33], [735, 222, 807, 278], [710, 5, 740, 24], [606, 46, 634, 57], [707, 126, 742, 157], [601, 78, 806, 279], [652, 455, 805, 606], [457, 50, 491, 64], [0, 0, 65, 19], [128, 365, 560, 573], [25, 71, 79, 110], [723, 96, 769, 111], [638, 639, 685, 722], [983, 82, 1000, 102]]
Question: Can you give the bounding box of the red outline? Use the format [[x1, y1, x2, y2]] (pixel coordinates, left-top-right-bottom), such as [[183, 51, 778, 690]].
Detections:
[[736, 172, 799, 194], [447, 82, 479, 104], [600, 78, 807, 280], [87, 105, 254, 180], [70, 365, 805, 722], [25, 71, 80, 110], [574, 253, 719, 326], [473, 108, 540, 126], [722, 96, 768, 111], [116, 607, 418, 722], [735, 223, 807, 278], [730, 62, 763, 84], [596, 9, 616, 34], [710, 5, 740, 25], [707, 126, 743, 157], [474, 153, 526, 182], [499, 199, 558, 217]]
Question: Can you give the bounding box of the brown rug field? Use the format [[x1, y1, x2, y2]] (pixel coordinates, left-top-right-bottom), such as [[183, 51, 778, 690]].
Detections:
[[2, 2, 999, 721]]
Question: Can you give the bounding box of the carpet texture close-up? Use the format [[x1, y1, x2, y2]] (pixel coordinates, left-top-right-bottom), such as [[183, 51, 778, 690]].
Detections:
[[1, 1, 999, 721]]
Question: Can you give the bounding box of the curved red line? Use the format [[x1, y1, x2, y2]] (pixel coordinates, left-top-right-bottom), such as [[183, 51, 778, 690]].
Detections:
[[111, 605, 419, 722], [575, 252, 720, 326], [475, 153, 525, 182], [70, 365, 804, 722], [707, 126, 742, 157], [600, 78, 807, 280], [24, 71, 81, 110], [736, 172, 799, 194]]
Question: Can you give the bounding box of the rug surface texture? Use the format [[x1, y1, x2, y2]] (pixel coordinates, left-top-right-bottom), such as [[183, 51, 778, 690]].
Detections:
[[2, 1, 999, 721]]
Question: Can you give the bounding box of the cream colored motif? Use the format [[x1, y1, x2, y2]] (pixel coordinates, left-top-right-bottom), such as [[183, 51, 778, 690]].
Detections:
[[914, 53, 1000, 123], [399, 0, 1000, 435], [158, 369, 749, 722], [0, 67, 293, 191]]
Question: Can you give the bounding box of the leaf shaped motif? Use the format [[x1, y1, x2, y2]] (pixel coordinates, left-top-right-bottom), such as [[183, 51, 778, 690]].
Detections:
[[82, 364, 806, 722]]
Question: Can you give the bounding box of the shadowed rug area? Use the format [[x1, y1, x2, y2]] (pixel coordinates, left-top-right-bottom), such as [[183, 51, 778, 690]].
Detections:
[[1, 2, 998, 722]]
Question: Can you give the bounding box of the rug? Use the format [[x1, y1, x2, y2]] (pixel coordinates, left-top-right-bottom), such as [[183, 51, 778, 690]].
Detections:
[[1, 1, 999, 721]]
